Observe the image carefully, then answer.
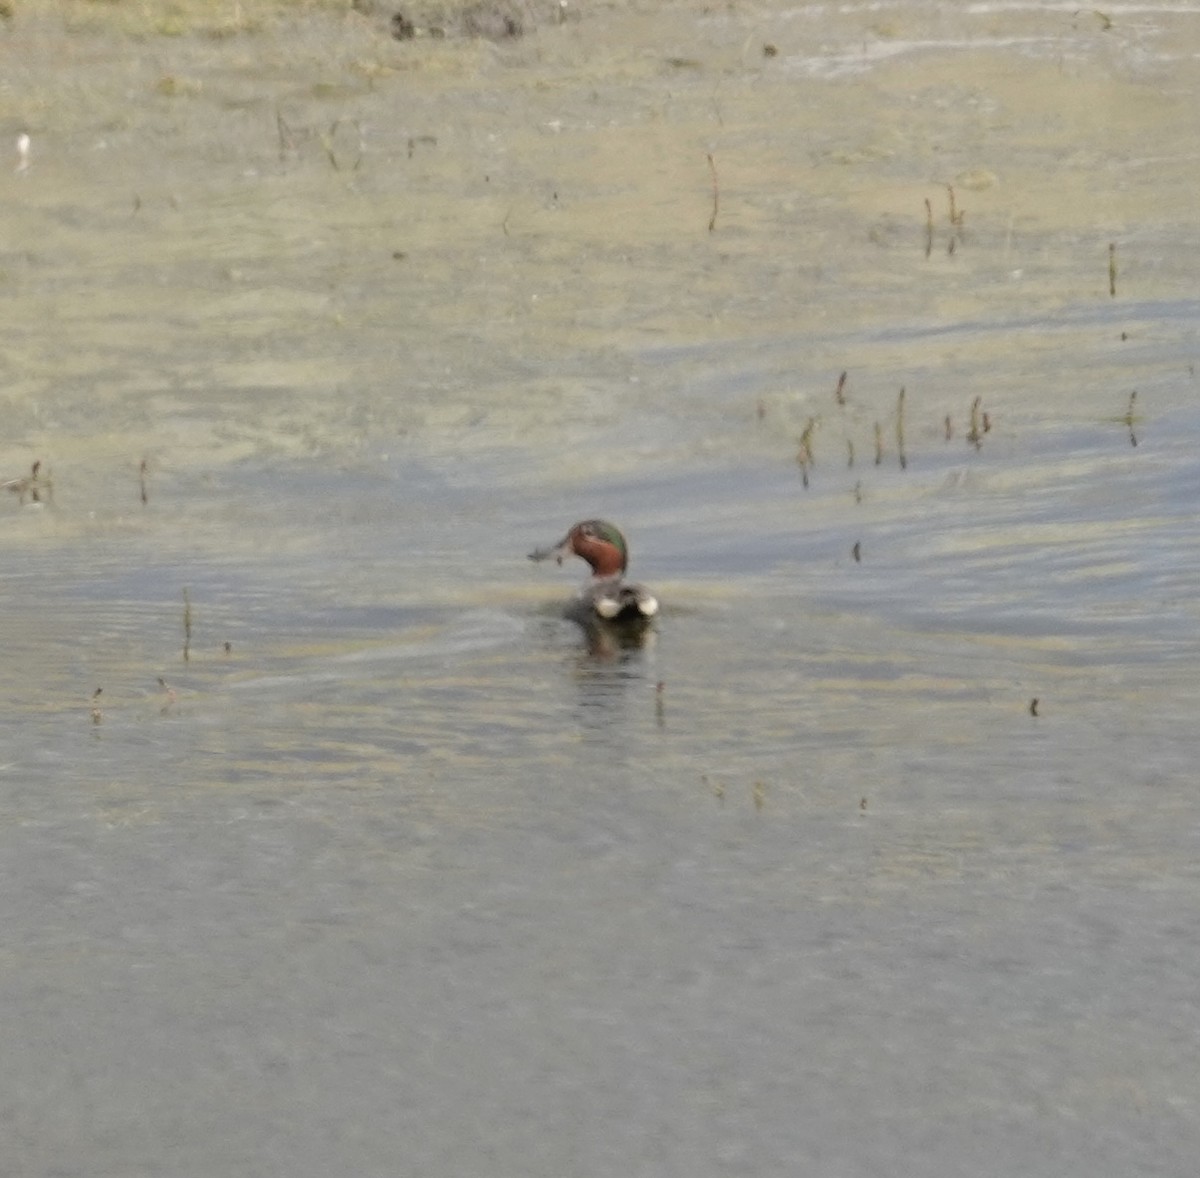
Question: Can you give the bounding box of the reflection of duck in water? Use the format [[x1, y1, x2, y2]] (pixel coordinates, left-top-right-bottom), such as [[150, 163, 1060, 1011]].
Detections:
[[529, 519, 659, 641]]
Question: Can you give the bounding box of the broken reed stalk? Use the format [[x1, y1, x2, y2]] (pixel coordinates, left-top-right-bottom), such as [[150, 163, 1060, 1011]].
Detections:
[[948, 186, 965, 227], [706, 152, 719, 233], [967, 396, 983, 448], [896, 386, 907, 470], [182, 588, 192, 662], [1109, 242, 1117, 297], [158, 676, 178, 713], [139, 458, 149, 505], [835, 371, 848, 406], [321, 123, 340, 171], [3, 460, 51, 505], [925, 189, 964, 256], [1123, 391, 1138, 425], [275, 107, 295, 160], [946, 185, 964, 255], [321, 118, 364, 173], [1124, 390, 1139, 447], [796, 417, 816, 488], [798, 417, 816, 455]]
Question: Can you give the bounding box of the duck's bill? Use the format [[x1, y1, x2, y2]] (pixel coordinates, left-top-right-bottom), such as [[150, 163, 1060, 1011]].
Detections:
[[528, 536, 570, 565]]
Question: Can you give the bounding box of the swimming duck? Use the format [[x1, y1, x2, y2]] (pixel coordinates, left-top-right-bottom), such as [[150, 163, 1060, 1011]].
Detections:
[[529, 519, 659, 628]]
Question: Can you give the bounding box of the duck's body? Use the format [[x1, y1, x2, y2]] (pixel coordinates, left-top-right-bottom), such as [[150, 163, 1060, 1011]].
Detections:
[[573, 574, 659, 625], [529, 519, 659, 630]]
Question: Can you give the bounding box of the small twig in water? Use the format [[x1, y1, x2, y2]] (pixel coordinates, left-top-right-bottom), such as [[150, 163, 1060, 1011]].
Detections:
[[139, 458, 149, 505], [796, 418, 816, 487], [275, 107, 296, 160], [947, 184, 963, 227], [967, 396, 984, 449], [705, 152, 719, 233], [90, 687, 103, 725], [799, 417, 816, 457], [158, 676, 178, 714], [3, 459, 51, 504], [182, 588, 192, 663], [321, 118, 364, 172], [946, 186, 964, 255], [896, 386, 907, 470], [1122, 390, 1138, 426], [1123, 390, 1139, 447], [835, 371, 848, 406], [1108, 241, 1117, 297]]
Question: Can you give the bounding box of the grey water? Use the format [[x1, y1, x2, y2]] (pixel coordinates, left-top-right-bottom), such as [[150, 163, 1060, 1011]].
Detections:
[[3, 2, 1200, 1174]]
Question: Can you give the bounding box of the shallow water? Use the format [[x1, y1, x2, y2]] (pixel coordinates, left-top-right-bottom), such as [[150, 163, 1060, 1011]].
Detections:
[[3, 1, 1200, 1174]]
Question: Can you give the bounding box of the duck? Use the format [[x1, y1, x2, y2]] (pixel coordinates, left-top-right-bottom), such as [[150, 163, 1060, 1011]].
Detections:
[[529, 519, 659, 629]]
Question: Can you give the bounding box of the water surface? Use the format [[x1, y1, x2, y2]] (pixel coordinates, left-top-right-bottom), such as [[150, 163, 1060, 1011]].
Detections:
[[2, 2, 1200, 1174]]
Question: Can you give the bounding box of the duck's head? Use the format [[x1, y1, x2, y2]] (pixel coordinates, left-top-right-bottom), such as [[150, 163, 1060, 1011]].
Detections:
[[529, 519, 629, 578]]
